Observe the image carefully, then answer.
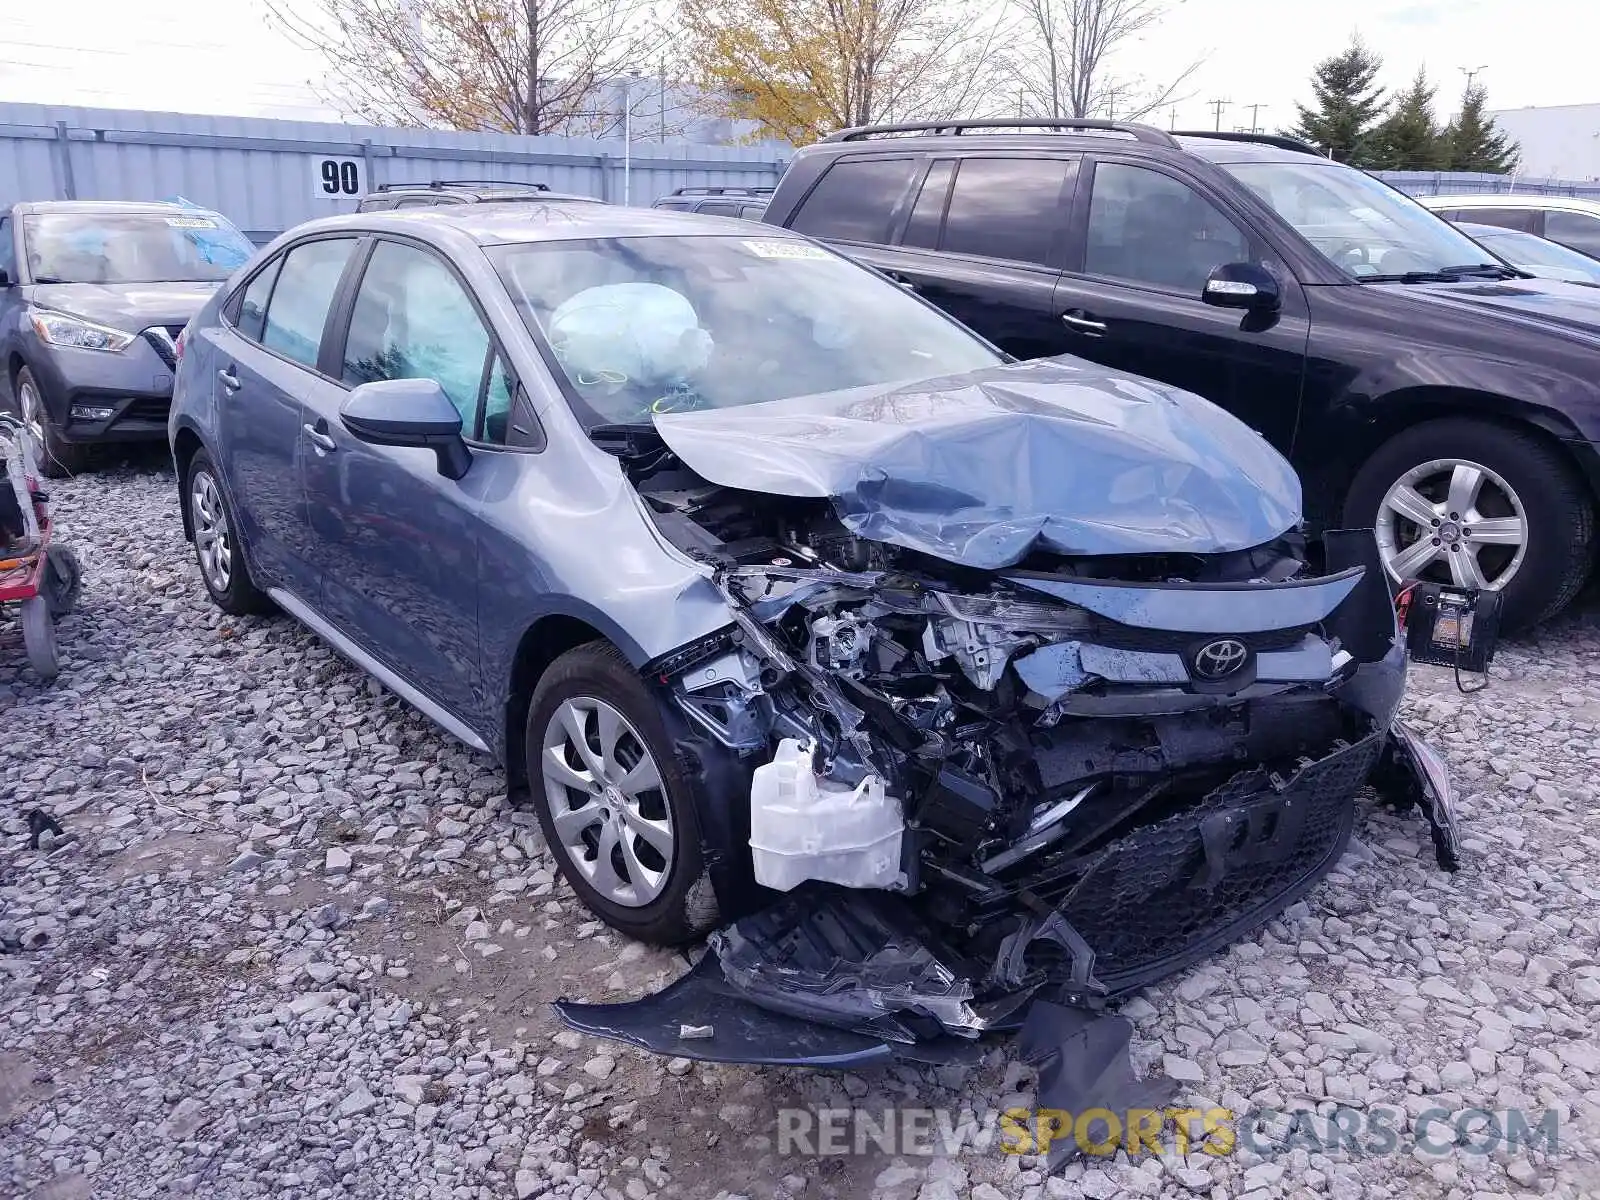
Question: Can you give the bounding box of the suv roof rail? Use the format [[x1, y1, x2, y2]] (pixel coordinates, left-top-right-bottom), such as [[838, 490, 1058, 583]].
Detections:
[[373, 179, 551, 193], [671, 185, 775, 196], [823, 118, 1179, 147], [1171, 130, 1324, 157]]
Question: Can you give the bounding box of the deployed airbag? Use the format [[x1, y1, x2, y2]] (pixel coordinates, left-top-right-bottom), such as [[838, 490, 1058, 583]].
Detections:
[[652, 359, 1301, 569]]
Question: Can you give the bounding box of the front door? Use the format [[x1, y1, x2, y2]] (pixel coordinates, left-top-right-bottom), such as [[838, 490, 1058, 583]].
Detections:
[[300, 236, 505, 723], [1051, 158, 1309, 453], [206, 235, 359, 596]]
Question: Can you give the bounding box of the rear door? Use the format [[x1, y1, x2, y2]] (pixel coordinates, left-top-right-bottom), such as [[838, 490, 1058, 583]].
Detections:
[[1050, 157, 1309, 452], [206, 234, 360, 595], [888, 155, 1078, 361]]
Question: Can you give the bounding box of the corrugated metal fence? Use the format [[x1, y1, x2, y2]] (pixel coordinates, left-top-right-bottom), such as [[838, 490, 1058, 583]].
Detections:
[[1375, 170, 1600, 200], [0, 103, 791, 244]]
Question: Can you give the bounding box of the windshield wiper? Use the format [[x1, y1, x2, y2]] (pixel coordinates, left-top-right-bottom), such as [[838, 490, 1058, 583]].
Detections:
[[1360, 263, 1519, 284]]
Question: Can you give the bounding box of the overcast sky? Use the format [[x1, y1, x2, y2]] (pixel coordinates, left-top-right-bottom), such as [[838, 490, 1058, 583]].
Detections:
[[1, 0, 1596, 132]]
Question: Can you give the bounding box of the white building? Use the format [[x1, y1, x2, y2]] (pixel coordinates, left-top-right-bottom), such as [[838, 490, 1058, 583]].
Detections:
[[1490, 103, 1600, 180]]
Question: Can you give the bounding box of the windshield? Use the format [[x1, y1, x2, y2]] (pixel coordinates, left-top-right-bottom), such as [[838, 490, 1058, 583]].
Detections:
[[1463, 225, 1600, 283], [22, 212, 254, 285], [1223, 161, 1508, 280], [490, 235, 1001, 425]]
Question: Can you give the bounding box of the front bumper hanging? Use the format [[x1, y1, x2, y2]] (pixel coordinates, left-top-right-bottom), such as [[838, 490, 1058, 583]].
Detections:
[[555, 720, 1459, 1084]]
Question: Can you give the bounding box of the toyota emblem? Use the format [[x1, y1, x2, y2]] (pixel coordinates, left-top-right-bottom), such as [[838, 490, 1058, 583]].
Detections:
[[1193, 638, 1249, 680]]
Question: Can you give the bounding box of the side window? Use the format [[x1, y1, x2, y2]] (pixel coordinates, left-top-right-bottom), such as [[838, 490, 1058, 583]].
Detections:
[[260, 238, 356, 368], [696, 200, 742, 217], [341, 240, 507, 441], [739, 204, 766, 220], [0, 215, 15, 281], [788, 157, 917, 244], [1455, 207, 1537, 233], [1544, 210, 1600, 259], [1085, 163, 1250, 292], [940, 158, 1073, 265], [396, 196, 441, 208], [236, 257, 283, 343], [903, 160, 955, 250]]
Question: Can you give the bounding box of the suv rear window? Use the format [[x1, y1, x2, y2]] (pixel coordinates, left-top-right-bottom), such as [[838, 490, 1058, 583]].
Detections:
[[1544, 210, 1600, 259], [789, 157, 917, 243]]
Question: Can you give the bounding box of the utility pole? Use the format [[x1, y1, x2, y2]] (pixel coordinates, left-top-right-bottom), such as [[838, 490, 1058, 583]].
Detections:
[[1243, 103, 1266, 134], [1168, 106, 1178, 130], [622, 69, 641, 206], [1208, 98, 1230, 131], [1460, 64, 1489, 91]]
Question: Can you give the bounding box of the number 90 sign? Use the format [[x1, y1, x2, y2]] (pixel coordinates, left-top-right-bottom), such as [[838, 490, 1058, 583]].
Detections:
[[314, 157, 363, 199]]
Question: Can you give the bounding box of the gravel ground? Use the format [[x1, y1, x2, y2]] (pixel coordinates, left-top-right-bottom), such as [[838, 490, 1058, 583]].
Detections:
[[3, 458, 1600, 1200]]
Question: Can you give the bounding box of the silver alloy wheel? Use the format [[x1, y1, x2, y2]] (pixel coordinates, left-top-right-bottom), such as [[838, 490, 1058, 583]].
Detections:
[[1376, 457, 1528, 591], [16, 375, 43, 443], [190, 469, 233, 594], [541, 696, 674, 907]]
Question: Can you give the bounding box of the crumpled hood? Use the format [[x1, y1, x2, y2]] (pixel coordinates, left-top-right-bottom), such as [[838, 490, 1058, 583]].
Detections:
[[652, 358, 1302, 569], [27, 281, 221, 332]]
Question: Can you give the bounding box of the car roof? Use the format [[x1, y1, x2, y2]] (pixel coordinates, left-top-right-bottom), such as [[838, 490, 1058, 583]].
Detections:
[[795, 123, 1332, 168], [10, 199, 225, 218], [302, 202, 807, 247], [1420, 193, 1600, 214], [375, 186, 595, 203]]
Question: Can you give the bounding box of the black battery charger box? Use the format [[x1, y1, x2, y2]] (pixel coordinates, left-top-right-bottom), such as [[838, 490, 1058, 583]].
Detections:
[[1401, 583, 1502, 672]]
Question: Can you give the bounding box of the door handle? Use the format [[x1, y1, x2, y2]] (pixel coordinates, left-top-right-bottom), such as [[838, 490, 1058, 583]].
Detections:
[[1060, 311, 1108, 335], [217, 367, 240, 390], [303, 423, 337, 453], [885, 270, 917, 290]]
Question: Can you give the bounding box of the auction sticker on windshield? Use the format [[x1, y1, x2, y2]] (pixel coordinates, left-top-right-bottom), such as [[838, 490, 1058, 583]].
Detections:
[[165, 216, 219, 229], [742, 240, 832, 260]]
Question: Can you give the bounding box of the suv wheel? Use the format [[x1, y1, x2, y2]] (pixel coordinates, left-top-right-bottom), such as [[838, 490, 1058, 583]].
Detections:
[[186, 449, 273, 615], [1344, 418, 1593, 630], [526, 642, 718, 946], [14, 367, 89, 478]]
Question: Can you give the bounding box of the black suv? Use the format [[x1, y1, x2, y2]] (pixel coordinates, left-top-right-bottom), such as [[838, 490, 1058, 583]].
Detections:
[[763, 118, 1600, 629], [356, 180, 598, 211], [651, 186, 771, 219]]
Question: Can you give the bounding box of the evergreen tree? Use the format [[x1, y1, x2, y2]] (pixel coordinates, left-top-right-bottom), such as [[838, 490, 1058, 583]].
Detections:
[[1372, 67, 1445, 170], [1445, 83, 1520, 173], [1286, 38, 1388, 166]]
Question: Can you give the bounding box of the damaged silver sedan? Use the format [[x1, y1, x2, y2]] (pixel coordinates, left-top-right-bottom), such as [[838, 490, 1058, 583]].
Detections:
[[169, 204, 1458, 1096]]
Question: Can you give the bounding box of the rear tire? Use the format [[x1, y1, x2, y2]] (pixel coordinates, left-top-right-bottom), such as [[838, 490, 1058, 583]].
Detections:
[[185, 449, 273, 616], [15, 367, 89, 479], [1343, 418, 1592, 631]]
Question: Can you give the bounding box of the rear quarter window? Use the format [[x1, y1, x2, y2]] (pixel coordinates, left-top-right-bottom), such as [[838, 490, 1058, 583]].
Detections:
[[788, 157, 917, 244]]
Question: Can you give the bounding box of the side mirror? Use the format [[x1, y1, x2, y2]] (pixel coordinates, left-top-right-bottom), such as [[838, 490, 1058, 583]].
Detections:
[[340, 378, 472, 480], [0, 268, 11, 287], [1202, 262, 1281, 313]]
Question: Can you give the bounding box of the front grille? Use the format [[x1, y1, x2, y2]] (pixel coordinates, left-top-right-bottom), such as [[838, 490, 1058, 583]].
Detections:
[[123, 397, 171, 422], [1055, 729, 1381, 992], [1082, 614, 1312, 653], [142, 325, 184, 369]]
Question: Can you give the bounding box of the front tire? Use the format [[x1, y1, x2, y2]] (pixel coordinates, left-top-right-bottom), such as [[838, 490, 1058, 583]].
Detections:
[[15, 367, 89, 479], [526, 642, 718, 945], [185, 449, 273, 616], [1344, 418, 1593, 631]]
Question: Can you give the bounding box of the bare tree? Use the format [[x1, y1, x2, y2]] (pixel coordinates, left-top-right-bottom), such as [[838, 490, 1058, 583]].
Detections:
[[683, 0, 1017, 145], [1008, 0, 1200, 123], [268, 0, 678, 136]]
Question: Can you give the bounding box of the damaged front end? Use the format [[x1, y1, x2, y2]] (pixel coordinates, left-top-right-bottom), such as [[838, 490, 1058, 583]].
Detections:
[[556, 363, 1460, 1074]]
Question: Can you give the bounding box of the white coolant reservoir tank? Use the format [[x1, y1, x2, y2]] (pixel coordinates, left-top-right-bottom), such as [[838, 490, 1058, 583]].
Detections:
[[749, 738, 905, 892]]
